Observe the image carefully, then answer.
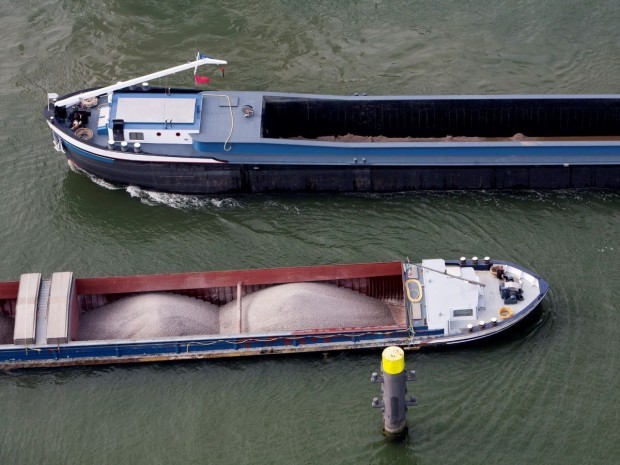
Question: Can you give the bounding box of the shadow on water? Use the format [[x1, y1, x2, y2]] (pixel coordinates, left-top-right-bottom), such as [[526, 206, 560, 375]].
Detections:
[[58, 167, 309, 229], [423, 303, 548, 356], [55, 169, 251, 245]]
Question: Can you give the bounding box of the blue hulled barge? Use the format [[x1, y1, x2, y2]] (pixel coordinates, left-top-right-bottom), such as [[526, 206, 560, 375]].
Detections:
[[44, 57, 620, 193]]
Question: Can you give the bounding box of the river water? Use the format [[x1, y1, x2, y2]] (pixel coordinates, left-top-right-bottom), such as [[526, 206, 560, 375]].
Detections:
[[0, 1, 618, 464]]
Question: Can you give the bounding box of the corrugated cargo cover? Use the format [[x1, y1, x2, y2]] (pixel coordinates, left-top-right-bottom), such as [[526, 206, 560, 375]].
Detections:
[[46, 272, 73, 344], [13, 273, 41, 345]]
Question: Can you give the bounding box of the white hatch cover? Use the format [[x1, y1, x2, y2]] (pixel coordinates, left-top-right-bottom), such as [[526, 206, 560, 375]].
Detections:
[[115, 97, 196, 123]]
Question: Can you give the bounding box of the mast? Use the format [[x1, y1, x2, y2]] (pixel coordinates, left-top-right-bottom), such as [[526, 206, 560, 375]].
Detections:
[[54, 56, 227, 108]]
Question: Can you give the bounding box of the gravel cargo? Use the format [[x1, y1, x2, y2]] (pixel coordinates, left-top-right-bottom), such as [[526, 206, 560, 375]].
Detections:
[[77, 283, 396, 341], [0, 314, 14, 344], [219, 282, 395, 334], [78, 293, 219, 340]]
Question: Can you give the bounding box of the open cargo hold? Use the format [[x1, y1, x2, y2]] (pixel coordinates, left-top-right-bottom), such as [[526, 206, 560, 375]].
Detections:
[[262, 96, 620, 140], [0, 280, 19, 345]]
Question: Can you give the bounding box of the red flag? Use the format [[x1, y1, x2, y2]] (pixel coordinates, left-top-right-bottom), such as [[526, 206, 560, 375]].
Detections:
[[194, 75, 211, 85]]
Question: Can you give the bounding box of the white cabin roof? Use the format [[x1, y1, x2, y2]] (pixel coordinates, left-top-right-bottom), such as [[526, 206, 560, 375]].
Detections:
[[423, 259, 480, 330], [115, 97, 197, 124]]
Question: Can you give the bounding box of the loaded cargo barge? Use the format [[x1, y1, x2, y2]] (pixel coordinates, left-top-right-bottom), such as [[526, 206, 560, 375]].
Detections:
[[0, 258, 548, 369], [44, 56, 620, 194]]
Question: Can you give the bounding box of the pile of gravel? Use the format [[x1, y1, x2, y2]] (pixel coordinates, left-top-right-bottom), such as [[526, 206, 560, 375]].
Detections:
[[78, 293, 219, 341], [219, 282, 395, 334], [77, 284, 395, 341], [0, 314, 14, 345]]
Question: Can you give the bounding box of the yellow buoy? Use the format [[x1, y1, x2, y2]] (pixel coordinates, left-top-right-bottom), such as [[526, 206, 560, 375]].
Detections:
[[404, 279, 423, 303], [499, 306, 514, 319], [382, 346, 405, 375]]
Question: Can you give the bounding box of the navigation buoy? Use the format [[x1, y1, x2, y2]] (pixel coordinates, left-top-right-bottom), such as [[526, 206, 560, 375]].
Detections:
[[371, 346, 417, 440]]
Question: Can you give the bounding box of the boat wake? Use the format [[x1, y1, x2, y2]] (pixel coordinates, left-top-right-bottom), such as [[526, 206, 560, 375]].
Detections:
[[68, 160, 121, 191], [69, 160, 241, 209], [125, 185, 241, 209]]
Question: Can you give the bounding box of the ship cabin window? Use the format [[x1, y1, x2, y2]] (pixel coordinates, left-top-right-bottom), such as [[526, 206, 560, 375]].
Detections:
[[452, 308, 473, 318], [129, 132, 144, 141]]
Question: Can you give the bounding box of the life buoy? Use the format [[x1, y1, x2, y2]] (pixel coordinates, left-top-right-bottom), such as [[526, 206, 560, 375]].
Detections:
[[499, 306, 513, 319], [404, 279, 423, 303], [80, 97, 98, 108], [75, 127, 94, 141]]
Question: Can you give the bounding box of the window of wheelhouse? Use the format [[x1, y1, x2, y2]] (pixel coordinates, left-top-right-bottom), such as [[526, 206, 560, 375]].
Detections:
[[452, 308, 474, 318]]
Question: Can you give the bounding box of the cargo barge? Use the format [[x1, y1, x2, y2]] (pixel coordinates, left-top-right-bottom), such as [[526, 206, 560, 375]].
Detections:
[[0, 258, 548, 369], [43, 56, 620, 193]]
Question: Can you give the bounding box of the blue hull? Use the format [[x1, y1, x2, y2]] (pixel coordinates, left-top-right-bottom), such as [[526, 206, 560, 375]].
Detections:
[[63, 142, 620, 193], [0, 329, 411, 369]]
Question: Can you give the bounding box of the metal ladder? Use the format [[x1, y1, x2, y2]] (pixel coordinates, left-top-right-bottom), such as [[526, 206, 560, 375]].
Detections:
[[35, 279, 51, 345]]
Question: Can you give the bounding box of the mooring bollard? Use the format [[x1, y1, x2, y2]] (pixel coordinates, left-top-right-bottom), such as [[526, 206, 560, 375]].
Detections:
[[371, 346, 417, 440]]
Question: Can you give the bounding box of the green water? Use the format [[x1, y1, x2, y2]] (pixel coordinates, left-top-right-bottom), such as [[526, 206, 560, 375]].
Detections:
[[0, 1, 619, 464]]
